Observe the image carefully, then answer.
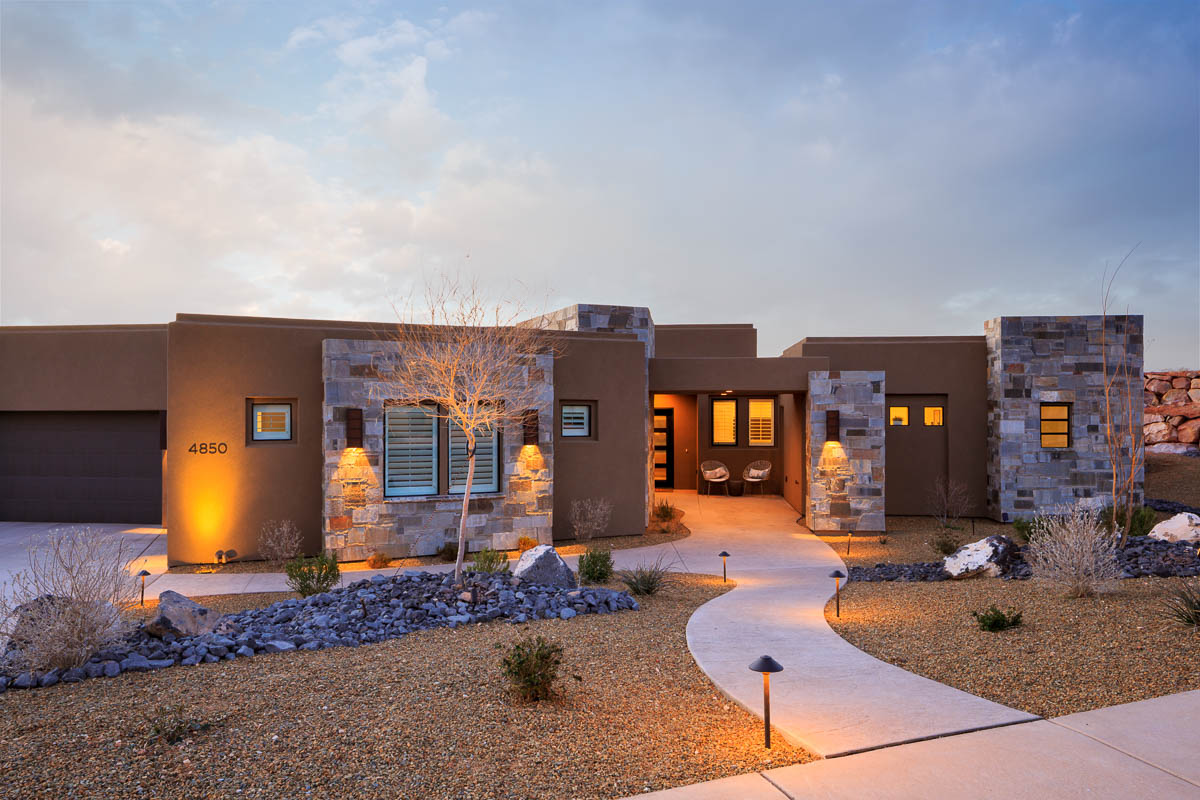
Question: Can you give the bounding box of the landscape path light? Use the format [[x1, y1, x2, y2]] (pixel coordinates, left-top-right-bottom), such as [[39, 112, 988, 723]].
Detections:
[[718, 551, 730, 583], [830, 569, 846, 617], [748, 655, 784, 748], [137, 569, 151, 607]]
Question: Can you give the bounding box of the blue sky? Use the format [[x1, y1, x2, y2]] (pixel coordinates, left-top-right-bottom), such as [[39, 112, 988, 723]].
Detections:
[[2, 1, 1197, 367]]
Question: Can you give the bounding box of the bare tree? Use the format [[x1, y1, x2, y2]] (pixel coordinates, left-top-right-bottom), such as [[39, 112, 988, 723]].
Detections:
[[570, 497, 613, 541], [373, 277, 555, 583], [1100, 247, 1144, 547], [928, 477, 970, 530]]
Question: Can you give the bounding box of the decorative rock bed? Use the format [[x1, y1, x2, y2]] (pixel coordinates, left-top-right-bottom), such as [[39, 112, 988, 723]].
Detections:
[[848, 537, 1200, 583], [0, 570, 638, 693]]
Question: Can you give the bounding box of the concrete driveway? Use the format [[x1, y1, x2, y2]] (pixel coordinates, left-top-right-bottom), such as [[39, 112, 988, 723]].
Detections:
[[0, 522, 167, 600]]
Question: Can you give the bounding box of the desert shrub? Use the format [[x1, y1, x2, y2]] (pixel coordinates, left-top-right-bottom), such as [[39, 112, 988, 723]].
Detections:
[[146, 703, 212, 745], [1026, 503, 1120, 598], [471, 548, 509, 573], [1011, 518, 1034, 543], [578, 547, 614, 583], [0, 527, 136, 672], [617, 556, 672, 596], [653, 499, 676, 524], [1162, 581, 1200, 628], [366, 551, 390, 570], [258, 519, 303, 564], [971, 605, 1023, 632], [516, 536, 538, 554], [284, 552, 340, 597], [570, 497, 613, 541], [500, 635, 563, 701], [877, 533, 889, 545], [928, 478, 969, 529], [931, 528, 961, 556], [1099, 505, 1157, 540], [436, 542, 459, 563]]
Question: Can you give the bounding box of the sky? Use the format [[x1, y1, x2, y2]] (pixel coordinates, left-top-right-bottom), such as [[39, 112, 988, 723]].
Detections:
[[1, 1, 1197, 368]]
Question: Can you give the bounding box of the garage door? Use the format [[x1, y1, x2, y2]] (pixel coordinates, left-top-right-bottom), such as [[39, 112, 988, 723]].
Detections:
[[0, 411, 163, 523]]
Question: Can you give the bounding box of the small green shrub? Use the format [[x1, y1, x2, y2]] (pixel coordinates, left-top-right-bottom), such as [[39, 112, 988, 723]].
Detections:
[[1100, 505, 1157, 539], [653, 499, 676, 524], [471, 548, 509, 573], [436, 542, 459, 563], [1162, 581, 1200, 628], [931, 528, 961, 556], [516, 536, 539, 554], [500, 635, 563, 701], [971, 605, 1023, 632], [617, 556, 671, 596], [1011, 518, 1033, 543], [877, 533, 889, 545], [146, 703, 211, 744], [284, 551, 340, 597], [578, 547, 614, 583], [366, 551, 390, 570]]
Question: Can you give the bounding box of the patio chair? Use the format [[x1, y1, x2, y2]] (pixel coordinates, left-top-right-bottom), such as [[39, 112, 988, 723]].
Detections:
[[700, 460, 731, 495], [743, 460, 772, 495]]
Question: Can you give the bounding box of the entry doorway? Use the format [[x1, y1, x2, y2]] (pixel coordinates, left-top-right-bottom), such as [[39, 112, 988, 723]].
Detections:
[[653, 408, 674, 489], [884, 394, 949, 515]]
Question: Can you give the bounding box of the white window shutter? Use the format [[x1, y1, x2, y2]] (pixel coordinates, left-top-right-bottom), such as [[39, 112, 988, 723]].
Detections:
[[385, 406, 437, 496]]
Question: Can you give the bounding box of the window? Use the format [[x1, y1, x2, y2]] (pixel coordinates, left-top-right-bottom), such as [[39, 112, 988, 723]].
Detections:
[[450, 421, 499, 493], [748, 399, 775, 446], [251, 402, 293, 441], [923, 406, 944, 426], [889, 406, 909, 426], [711, 399, 737, 445], [1040, 403, 1071, 448], [385, 405, 437, 496], [560, 403, 592, 437]]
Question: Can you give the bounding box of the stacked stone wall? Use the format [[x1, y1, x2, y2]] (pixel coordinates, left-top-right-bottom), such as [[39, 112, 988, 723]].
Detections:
[[321, 338, 554, 561], [1143, 370, 1200, 455], [806, 370, 885, 532], [985, 316, 1144, 521]]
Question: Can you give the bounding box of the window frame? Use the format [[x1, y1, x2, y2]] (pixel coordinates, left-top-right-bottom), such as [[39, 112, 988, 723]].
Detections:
[[383, 403, 439, 497], [559, 401, 596, 440], [1040, 402, 1072, 449], [448, 420, 501, 494], [710, 398, 738, 447], [247, 399, 295, 443], [923, 406, 945, 427], [888, 406, 909, 426], [747, 398, 775, 447]]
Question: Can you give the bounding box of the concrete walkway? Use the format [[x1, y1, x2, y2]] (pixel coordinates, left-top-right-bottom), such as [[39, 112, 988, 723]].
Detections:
[[627, 690, 1200, 799], [0, 521, 166, 600]]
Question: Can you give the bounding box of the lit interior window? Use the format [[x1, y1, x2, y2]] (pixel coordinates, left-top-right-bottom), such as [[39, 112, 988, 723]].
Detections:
[[924, 406, 944, 426], [253, 403, 292, 441], [748, 399, 775, 446], [889, 406, 909, 426], [712, 399, 737, 445], [1040, 403, 1071, 448]]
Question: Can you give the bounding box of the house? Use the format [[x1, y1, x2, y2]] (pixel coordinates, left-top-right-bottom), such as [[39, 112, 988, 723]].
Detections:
[[0, 306, 1143, 565]]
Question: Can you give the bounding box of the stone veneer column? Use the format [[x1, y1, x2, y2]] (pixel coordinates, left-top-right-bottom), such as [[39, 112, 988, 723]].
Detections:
[[985, 315, 1144, 521], [806, 370, 885, 532], [321, 339, 555, 561]]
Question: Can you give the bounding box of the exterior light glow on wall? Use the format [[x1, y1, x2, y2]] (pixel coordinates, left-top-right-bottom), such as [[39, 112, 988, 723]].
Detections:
[[718, 550, 730, 583], [830, 569, 846, 617], [825, 410, 840, 443], [748, 655, 784, 748], [345, 408, 364, 449], [523, 409, 539, 446]]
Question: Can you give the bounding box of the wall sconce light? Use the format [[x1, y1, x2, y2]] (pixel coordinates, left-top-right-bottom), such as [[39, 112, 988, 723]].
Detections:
[[748, 655, 784, 748], [826, 409, 840, 443], [523, 408, 539, 446], [346, 407, 363, 448], [830, 569, 846, 617], [137, 569, 151, 607], [718, 550, 730, 583]]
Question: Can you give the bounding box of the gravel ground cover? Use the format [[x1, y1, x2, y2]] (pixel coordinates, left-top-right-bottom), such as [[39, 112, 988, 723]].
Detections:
[[827, 576, 1200, 718], [169, 512, 691, 574], [1145, 452, 1200, 522], [1, 574, 812, 799], [815, 516, 1013, 569]]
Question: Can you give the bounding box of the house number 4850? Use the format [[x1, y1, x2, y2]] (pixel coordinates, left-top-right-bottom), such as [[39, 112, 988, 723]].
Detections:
[[188, 442, 228, 454]]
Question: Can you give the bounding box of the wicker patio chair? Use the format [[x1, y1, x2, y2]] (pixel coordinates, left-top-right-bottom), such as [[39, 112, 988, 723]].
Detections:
[[700, 460, 731, 496], [743, 460, 772, 495]]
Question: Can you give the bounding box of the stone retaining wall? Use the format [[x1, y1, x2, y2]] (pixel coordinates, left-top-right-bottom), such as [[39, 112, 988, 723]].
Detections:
[[1144, 370, 1200, 454]]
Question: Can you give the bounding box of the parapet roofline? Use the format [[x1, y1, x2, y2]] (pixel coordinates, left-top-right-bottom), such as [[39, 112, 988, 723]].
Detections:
[[172, 313, 642, 341], [0, 323, 169, 333]]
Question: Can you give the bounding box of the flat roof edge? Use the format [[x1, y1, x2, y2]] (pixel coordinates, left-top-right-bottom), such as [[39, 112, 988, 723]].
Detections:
[[0, 323, 169, 333]]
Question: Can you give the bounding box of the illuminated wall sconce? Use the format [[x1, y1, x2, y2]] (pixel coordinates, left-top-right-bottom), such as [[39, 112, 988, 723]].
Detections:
[[748, 655, 784, 748], [137, 569, 151, 607], [825, 410, 840, 443], [718, 550, 731, 583], [830, 569, 846, 617], [346, 407, 364, 448], [523, 408, 539, 446]]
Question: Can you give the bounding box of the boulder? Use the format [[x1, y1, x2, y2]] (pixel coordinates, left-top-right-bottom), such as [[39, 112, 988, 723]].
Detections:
[[1144, 422, 1177, 444], [512, 544, 576, 589], [1146, 378, 1173, 394], [1162, 388, 1191, 405], [1148, 513, 1200, 544], [1146, 443, 1200, 456], [143, 591, 221, 639], [943, 535, 1020, 579], [1178, 418, 1200, 444]]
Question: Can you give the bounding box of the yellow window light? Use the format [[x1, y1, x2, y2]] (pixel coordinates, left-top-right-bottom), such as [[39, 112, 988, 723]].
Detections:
[[924, 406, 944, 426], [889, 406, 909, 426]]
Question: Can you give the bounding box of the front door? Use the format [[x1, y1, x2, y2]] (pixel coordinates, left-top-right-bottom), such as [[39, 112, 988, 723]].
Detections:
[[884, 394, 949, 515], [653, 409, 674, 489]]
